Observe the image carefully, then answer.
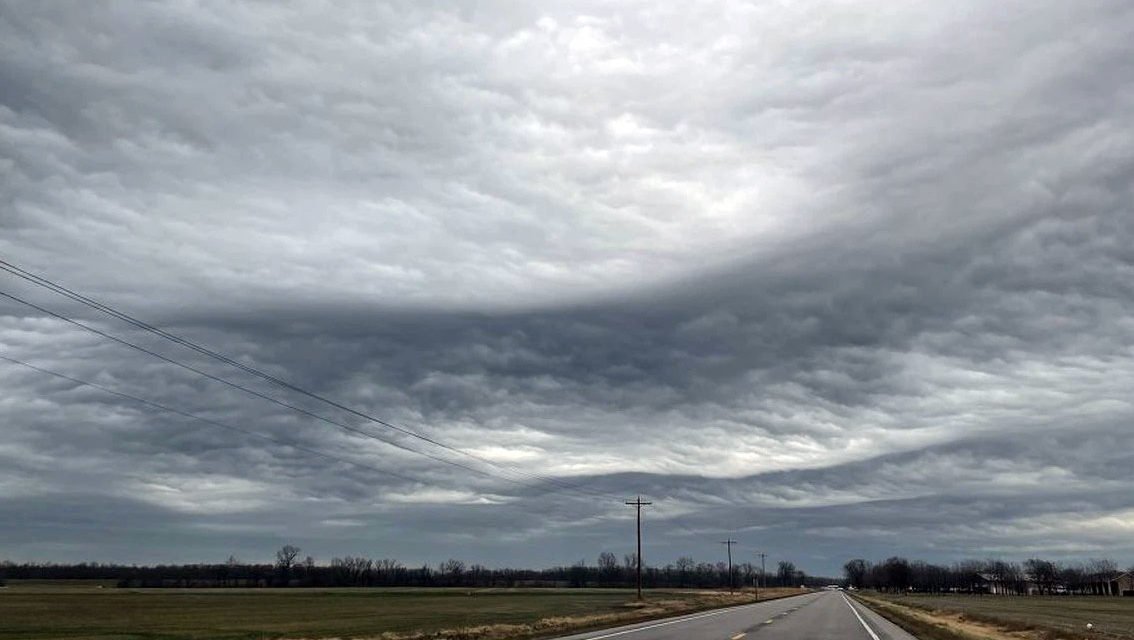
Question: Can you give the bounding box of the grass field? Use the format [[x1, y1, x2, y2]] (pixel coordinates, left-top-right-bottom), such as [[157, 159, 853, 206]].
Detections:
[[864, 592, 1134, 640], [0, 581, 805, 640]]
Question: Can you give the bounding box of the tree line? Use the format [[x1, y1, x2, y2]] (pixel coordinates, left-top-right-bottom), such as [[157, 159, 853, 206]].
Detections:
[[843, 556, 1133, 595], [0, 547, 834, 589]]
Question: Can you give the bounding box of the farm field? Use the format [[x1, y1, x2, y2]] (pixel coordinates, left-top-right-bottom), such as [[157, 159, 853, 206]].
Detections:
[[864, 592, 1134, 639], [0, 581, 803, 640]]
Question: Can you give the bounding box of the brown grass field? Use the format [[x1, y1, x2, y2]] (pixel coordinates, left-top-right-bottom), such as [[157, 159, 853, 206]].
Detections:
[[859, 592, 1134, 640], [0, 581, 805, 640]]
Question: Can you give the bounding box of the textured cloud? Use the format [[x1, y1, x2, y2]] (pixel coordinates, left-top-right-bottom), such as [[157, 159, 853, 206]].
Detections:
[[2, 0, 1133, 575]]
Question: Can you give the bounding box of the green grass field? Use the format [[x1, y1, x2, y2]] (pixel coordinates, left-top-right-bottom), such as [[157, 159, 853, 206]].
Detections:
[[870, 593, 1134, 639], [0, 581, 799, 640]]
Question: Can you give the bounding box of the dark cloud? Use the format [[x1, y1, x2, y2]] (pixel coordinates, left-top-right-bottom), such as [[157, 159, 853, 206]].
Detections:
[[2, 1, 1133, 575]]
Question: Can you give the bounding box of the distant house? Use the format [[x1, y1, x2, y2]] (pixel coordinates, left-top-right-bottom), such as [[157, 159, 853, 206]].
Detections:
[[979, 571, 1134, 597], [1119, 573, 1134, 596], [1090, 572, 1134, 596]]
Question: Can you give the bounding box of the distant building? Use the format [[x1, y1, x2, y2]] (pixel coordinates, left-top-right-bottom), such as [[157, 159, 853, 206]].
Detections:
[[977, 571, 1134, 597], [1119, 573, 1134, 596], [1091, 572, 1134, 596]]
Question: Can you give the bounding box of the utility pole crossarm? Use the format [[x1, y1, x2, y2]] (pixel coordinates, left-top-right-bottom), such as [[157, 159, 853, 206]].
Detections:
[[625, 496, 652, 601]]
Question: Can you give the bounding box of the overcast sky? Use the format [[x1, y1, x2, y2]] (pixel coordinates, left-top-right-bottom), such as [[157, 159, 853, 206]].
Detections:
[[2, 0, 1133, 577]]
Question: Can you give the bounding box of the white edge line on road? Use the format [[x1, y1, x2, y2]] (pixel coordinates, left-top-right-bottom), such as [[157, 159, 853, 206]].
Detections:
[[842, 594, 881, 640]]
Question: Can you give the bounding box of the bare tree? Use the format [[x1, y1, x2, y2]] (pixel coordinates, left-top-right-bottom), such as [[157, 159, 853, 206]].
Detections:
[[569, 559, 588, 587], [623, 552, 638, 581], [676, 556, 694, 587], [777, 561, 796, 587], [738, 562, 755, 589], [1085, 558, 1118, 594], [598, 552, 619, 586], [219, 555, 241, 587], [275, 545, 301, 586], [1087, 558, 1117, 578], [276, 545, 300, 568], [1025, 558, 1057, 595], [468, 563, 489, 586], [331, 556, 371, 586], [877, 557, 912, 593], [376, 558, 403, 586], [843, 559, 868, 589], [441, 559, 466, 586]]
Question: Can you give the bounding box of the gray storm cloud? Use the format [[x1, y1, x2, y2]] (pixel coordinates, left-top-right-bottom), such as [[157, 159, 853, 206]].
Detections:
[[1, 0, 1133, 575]]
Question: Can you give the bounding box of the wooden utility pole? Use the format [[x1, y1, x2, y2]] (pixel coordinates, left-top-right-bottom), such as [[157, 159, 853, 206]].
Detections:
[[756, 552, 766, 599], [720, 539, 737, 593], [625, 496, 652, 600]]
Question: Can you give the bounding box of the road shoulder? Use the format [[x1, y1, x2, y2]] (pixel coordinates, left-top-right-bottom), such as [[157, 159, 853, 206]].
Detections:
[[850, 592, 1062, 640], [844, 593, 920, 640]]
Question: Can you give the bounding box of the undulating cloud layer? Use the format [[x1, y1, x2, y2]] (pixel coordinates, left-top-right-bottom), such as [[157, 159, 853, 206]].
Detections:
[[2, 0, 1133, 575]]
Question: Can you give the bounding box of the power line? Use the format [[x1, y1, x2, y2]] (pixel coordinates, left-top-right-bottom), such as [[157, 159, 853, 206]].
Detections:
[[0, 263, 799, 567], [0, 287, 618, 503], [0, 288, 535, 491], [0, 260, 622, 501], [0, 354, 429, 487], [4, 346, 774, 574], [0, 260, 480, 458]]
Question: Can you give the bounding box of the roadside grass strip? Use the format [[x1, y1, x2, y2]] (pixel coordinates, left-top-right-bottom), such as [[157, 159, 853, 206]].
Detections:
[[849, 592, 1115, 640]]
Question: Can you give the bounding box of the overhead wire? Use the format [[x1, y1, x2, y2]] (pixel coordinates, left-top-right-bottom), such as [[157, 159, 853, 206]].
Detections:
[[0, 353, 427, 486], [0, 288, 530, 491], [0, 261, 623, 500], [0, 259, 620, 499], [2, 350, 701, 550], [0, 259, 783, 567], [0, 282, 755, 557], [4, 261, 783, 523]]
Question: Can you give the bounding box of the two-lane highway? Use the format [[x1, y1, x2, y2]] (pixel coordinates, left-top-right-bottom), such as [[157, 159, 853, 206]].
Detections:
[[552, 590, 917, 640]]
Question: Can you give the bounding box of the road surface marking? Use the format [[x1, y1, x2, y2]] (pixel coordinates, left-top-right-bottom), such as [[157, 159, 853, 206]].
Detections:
[[763, 619, 775, 624], [842, 595, 881, 640], [577, 603, 764, 640], [731, 634, 746, 640]]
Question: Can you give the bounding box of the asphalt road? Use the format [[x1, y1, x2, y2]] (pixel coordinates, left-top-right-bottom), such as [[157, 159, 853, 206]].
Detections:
[[552, 590, 918, 640]]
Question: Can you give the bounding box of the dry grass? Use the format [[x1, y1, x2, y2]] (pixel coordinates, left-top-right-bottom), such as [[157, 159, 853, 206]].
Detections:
[[855, 593, 1019, 640], [0, 581, 804, 640], [856, 592, 1134, 640]]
